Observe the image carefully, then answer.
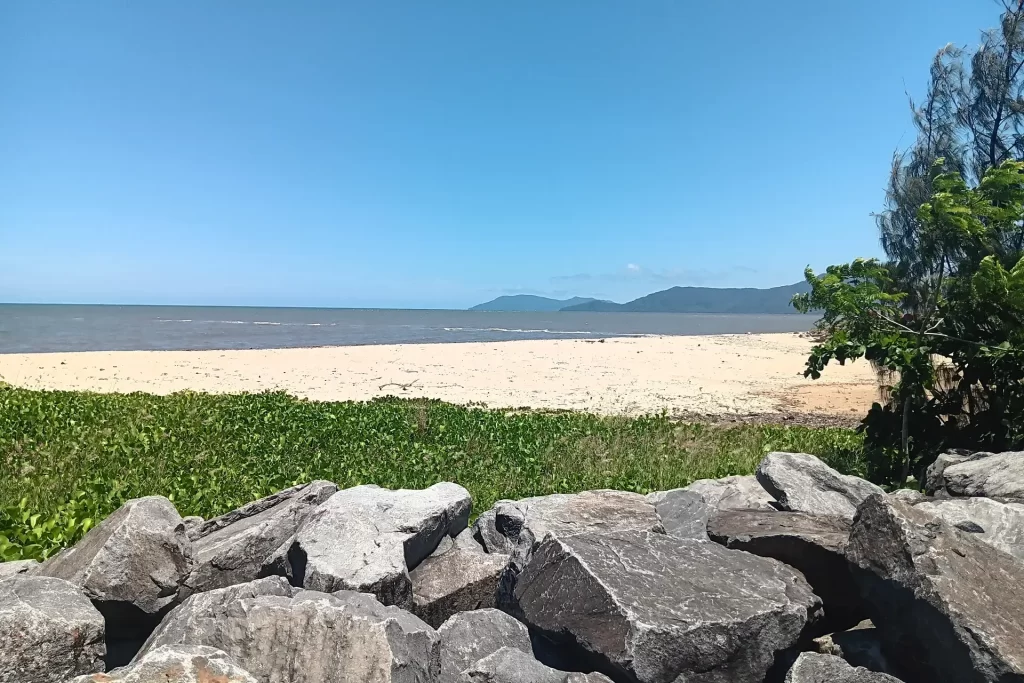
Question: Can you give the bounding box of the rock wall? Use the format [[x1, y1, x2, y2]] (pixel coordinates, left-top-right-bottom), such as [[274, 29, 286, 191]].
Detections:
[[4, 450, 1024, 683]]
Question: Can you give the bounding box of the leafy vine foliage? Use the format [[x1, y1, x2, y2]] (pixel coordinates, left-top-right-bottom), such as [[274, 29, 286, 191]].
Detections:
[[0, 389, 864, 561]]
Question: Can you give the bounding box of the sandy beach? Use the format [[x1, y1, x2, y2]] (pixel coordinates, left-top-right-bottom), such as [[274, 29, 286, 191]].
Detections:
[[0, 333, 880, 420]]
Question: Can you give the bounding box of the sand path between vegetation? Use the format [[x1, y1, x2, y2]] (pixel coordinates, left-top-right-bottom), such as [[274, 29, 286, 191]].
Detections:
[[0, 333, 880, 420]]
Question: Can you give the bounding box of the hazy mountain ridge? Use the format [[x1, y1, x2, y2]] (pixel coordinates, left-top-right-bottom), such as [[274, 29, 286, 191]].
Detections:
[[469, 295, 599, 312], [471, 282, 811, 313], [561, 282, 811, 313]]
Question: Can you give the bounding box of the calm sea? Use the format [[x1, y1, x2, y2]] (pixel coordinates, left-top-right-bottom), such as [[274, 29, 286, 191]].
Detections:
[[0, 304, 814, 354]]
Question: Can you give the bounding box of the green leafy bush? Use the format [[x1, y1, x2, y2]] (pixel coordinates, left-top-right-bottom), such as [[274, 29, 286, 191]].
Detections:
[[795, 160, 1024, 485], [0, 490, 101, 561], [0, 386, 863, 561]]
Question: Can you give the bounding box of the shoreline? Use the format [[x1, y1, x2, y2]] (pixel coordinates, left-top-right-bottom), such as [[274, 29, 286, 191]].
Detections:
[[0, 304, 815, 354], [0, 333, 878, 419], [0, 333, 664, 356]]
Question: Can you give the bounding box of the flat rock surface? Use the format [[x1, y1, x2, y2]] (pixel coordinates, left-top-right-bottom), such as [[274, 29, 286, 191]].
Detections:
[[684, 474, 779, 511], [190, 482, 329, 538], [784, 652, 904, 682], [706, 508, 858, 629], [39, 496, 194, 623], [140, 577, 439, 683], [451, 527, 487, 553], [431, 527, 487, 559], [923, 451, 983, 496], [707, 509, 850, 553], [847, 494, 1024, 683], [185, 480, 336, 594], [437, 609, 532, 683], [411, 547, 508, 628], [916, 496, 1024, 560], [136, 576, 292, 655], [757, 452, 883, 519], [0, 575, 106, 683], [283, 483, 471, 607], [502, 490, 662, 551], [329, 482, 472, 567], [514, 528, 820, 683], [0, 559, 38, 579], [494, 490, 662, 608], [645, 488, 711, 539], [937, 451, 1024, 502], [72, 645, 257, 683], [286, 501, 413, 606], [462, 647, 613, 683]]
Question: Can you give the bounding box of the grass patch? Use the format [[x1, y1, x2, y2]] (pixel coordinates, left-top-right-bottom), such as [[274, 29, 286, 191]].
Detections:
[[0, 386, 864, 561]]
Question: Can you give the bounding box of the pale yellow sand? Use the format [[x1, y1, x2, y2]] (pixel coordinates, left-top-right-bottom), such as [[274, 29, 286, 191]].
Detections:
[[0, 333, 879, 418]]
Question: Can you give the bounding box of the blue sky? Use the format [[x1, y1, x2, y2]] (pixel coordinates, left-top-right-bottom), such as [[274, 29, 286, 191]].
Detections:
[[0, 1, 1002, 309]]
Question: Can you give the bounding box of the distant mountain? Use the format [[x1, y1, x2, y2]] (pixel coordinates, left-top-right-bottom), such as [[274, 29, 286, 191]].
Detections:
[[469, 295, 599, 312], [561, 282, 811, 314]]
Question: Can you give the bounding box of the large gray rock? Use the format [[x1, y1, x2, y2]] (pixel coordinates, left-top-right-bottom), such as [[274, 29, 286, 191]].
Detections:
[[684, 474, 779, 511], [707, 508, 861, 630], [461, 647, 613, 683], [645, 488, 711, 539], [0, 575, 105, 682], [492, 490, 662, 608], [514, 529, 821, 683], [847, 494, 1024, 683], [432, 528, 487, 559], [332, 482, 473, 567], [784, 652, 904, 682], [411, 546, 508, 628], [452, 527, 487, 552], [139, 577, 440, 683], [39, 496, 194, 625], [757, 452, 883, 519], [495, 490, 662, 561], [923, 451, 977, 496], [72, 645, 257, 683], [472, 507, 514, 554], [288, 504, 411, 605], [0, 559, 38, 579], [183, 480, 336, 595], [916, 496, 1024, 560], [438, 609, 532, 683], [278, 483, 471, 607], [929, 451, 1024, 502], [136, 576, 292, 650]]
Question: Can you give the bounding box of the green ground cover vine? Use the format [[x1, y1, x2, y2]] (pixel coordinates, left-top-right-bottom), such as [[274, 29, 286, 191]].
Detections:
[[0, 386, 863, 561]]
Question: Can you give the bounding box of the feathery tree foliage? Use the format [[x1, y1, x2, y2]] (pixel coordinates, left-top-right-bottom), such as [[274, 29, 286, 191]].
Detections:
[[878, 0, 1024, 308]]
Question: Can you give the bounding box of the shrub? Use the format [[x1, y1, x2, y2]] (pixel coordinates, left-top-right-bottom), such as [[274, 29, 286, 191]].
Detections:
[[795, 160, 1024, 485]]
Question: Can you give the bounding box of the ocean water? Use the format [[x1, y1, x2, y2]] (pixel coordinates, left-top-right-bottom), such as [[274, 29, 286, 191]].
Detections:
[[0, 304, 814, 353]]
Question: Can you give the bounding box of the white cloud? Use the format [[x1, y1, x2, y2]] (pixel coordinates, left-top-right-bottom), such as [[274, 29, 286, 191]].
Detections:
[[626, 263, 641, 272]]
